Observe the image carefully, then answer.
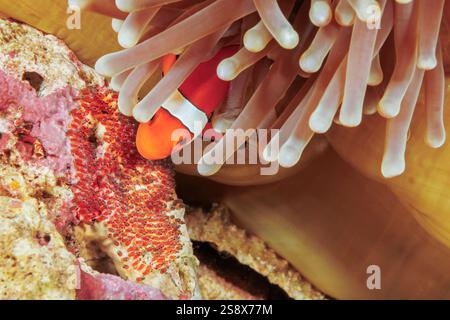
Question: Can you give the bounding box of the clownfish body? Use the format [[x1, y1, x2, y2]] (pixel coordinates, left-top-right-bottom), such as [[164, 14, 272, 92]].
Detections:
[[136, 46, 238, 160]]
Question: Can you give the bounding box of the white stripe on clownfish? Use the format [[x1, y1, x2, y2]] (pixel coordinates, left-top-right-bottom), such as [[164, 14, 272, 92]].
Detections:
[[162, 89, 209, 137]]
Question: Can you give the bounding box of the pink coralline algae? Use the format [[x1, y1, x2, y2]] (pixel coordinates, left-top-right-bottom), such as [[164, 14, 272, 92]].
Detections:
[[0, 70, 78, 174], [77, 270, 168, 300], [0, 69, 191, 298]]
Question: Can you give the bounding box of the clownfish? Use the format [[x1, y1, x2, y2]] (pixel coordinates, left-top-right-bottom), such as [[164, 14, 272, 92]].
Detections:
[[136, 46, 238, 160]]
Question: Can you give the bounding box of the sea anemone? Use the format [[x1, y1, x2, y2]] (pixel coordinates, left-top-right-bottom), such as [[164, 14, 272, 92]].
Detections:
[[72, 0, 447, 179], [1, 0, 450, 299]]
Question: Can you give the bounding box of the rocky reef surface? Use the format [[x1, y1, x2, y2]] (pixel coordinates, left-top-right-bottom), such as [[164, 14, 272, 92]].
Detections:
[[0, 18, 323, 300], [0, 18, 197, 300]]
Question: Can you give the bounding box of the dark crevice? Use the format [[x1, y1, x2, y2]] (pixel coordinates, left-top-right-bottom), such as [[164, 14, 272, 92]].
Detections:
[[22, 71, 44, 92], [193, 241, 292, 300]]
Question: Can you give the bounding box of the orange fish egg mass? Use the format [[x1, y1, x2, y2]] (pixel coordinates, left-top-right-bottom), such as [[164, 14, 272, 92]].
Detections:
[[68, 87, 183, 278]]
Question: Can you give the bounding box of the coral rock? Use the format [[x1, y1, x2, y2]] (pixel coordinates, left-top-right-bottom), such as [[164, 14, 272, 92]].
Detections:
[[0, 19, 197, 299], [0, 197, 77, 300]]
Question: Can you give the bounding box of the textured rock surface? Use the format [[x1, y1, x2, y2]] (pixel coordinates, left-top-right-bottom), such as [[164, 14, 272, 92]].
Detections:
[[0, 19, 197, 300], [77, 267, 168, 300], [196, 264, 260, 300], [0, 19, 104, 96], [0, 197, 77, 300], [186, 205, 324, 300]]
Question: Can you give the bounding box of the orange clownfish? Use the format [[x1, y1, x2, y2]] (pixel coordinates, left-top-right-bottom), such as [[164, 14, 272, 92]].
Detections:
[[136, 46, 239, 160]]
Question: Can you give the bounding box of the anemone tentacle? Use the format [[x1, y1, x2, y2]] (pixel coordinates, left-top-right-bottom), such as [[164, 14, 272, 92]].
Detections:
[[73, 0, 448, 178]]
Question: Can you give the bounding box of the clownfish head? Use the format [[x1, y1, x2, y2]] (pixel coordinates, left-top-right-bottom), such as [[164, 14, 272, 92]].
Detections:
[[136, 108, 191, 160], [136, 46, 238, 161]]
